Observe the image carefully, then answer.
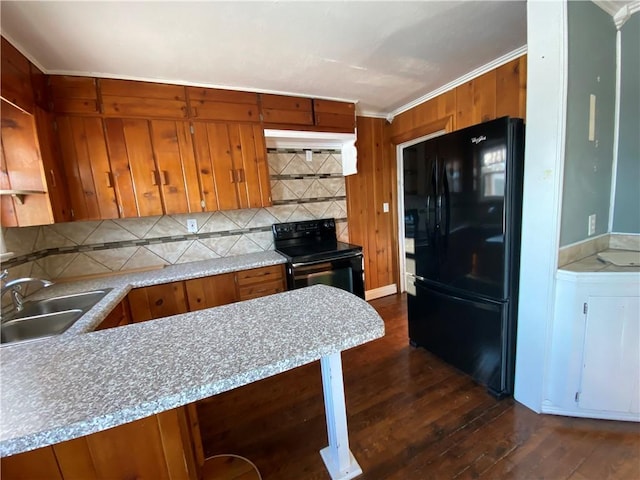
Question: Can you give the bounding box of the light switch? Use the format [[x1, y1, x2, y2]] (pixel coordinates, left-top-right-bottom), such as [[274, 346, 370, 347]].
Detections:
[[383, 202, 389, 213]]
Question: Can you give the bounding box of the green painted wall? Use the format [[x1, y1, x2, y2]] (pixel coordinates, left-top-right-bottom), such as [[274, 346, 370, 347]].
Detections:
[[560, 2, 616, 246], [612, 13, 640, 233]]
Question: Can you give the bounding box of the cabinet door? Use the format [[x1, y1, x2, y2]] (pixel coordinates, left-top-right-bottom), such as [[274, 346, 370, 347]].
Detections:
[[104, 118, 163, 217], [313, 99, 356, 132], [95, 298, 131, 331], [185, 273, 238, 311], [56, 115, 119, 220], [49, 76, 99, 115], [1, 37, 35, 114], [149, 120, 202, 214], [229, 123, 271, 209], [53, 408, 197, 480], [128, 282, 188, 323], [192, 122, 235, 211], [0, 445, 63, 480], [0, 100, 54, 227], [34, 107, 72, 223], [579, 296, 640, 413], [101, 79, 188, 119], [260, 94, 313, 126]]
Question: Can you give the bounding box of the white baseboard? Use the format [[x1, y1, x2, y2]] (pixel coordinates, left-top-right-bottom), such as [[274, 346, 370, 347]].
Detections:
[[365, 284, 397, 301]]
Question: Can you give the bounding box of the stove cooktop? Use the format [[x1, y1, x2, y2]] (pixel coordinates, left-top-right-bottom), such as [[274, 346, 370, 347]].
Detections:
[[275, 241, 363, 264], [272, 218, 363, 264]]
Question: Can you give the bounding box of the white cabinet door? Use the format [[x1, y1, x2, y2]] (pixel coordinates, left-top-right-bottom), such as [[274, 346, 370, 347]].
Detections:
[[579, 296, 640, 413]]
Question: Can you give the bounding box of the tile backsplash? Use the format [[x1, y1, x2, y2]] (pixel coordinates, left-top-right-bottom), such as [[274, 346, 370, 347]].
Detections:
[[1, 149, 348, 280]]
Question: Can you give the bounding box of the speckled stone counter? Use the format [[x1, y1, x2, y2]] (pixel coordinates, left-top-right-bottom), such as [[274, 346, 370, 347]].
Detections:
[[17, 250, 288, 336], [0, 284, 385, 457]]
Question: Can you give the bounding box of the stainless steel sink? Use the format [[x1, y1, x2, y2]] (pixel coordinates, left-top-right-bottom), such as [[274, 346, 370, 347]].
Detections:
[[12, 289, 112, 319], [1, 310, 84, 344], [1, 288, 112, 345]]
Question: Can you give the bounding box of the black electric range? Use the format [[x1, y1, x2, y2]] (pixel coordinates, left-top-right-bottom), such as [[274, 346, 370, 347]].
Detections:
[[273, 218, 365, 298]]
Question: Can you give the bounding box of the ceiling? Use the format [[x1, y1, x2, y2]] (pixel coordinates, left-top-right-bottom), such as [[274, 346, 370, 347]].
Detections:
[[1, 1, 531, 118]]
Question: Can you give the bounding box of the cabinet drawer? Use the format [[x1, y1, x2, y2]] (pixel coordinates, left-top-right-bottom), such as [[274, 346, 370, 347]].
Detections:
[[238, 279, 286, 301], [235, 265, 284, 286]]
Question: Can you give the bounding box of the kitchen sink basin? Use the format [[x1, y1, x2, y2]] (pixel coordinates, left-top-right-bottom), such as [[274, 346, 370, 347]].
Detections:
[[11, 289, 113, 319], [1, 309, 84, 344], [1, 288, 113, 345]]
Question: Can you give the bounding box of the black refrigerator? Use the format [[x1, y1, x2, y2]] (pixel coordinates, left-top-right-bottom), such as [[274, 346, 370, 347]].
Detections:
[[404, 116, 524, 398]]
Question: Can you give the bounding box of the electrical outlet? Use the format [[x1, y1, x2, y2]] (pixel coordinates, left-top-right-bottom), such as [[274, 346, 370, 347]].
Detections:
[[187, 219, 198, 233], [588, 214, 596, 236]]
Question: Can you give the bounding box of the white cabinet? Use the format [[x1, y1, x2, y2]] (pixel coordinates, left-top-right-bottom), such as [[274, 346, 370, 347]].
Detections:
[[544, 270, 640, 421], [580, 295, 640, 413]]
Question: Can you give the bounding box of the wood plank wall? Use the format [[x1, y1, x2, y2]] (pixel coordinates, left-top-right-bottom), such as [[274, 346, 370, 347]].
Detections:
[[348, 56, 527, 295]]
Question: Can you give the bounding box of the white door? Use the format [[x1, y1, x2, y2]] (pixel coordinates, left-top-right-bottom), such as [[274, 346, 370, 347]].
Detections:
[[579, 295, 640, 413]]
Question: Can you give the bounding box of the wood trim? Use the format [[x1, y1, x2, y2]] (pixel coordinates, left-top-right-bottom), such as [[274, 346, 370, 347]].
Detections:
[[390, 116, 452, 145], [365, 284, 398, 301]]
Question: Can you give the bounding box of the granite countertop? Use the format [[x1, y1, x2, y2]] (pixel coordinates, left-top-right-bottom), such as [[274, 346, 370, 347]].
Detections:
[[559, 249, 640, 273], [0, 284, 385, 457], [16, 250, 289, 336]]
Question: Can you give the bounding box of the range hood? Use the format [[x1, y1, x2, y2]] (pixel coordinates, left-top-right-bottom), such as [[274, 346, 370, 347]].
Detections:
[[264, 129, 357, 176]]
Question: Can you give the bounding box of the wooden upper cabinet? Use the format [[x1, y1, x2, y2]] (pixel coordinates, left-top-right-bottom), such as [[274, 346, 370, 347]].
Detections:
[[0, 100, 54, 227], [100, 79, 188, 119], [260, 94, 313, 126], [34, 107, 72, 223], [192, 122, 271, 212], [49, 76, 99, 114], [104, 118, 202, 218], [149, 120, 202, 214], [1, 38, 35, 114], [186, 87, 260, 123], [56, 116, 119, 221], [313, 99, 356, 131], [104, 118, 162, 217]]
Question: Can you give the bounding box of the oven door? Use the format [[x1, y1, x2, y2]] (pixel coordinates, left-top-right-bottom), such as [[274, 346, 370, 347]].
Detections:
[[289, 253, 364, 299]]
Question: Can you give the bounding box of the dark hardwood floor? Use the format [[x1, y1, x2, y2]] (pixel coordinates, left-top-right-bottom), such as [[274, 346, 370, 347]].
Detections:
[[197, 293, 640, 479]]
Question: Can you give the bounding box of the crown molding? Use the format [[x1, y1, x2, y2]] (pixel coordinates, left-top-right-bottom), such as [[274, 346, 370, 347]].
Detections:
[[386, 45, 528, 123], [593, 0, 640, 28]]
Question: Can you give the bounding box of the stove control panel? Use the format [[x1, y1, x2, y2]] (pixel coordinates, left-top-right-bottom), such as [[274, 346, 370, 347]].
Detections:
[[273, 218, 336, 241]]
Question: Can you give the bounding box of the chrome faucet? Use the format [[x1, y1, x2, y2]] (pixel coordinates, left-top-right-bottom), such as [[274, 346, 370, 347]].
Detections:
[[1, 271, 53, 312]]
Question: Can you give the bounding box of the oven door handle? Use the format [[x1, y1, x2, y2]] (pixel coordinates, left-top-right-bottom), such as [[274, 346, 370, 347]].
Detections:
[[291, 251, 363, 268]]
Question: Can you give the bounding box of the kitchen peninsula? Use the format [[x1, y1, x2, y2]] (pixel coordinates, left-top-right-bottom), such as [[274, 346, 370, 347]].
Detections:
[[0, 252, 385, 480]]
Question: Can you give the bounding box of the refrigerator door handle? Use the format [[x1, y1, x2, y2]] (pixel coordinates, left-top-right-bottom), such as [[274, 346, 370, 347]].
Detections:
[[442, 163, 451, 237], [407, 273, 427, 283]]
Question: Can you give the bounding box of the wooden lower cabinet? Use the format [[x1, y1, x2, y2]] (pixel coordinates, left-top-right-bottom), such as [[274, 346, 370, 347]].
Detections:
[[185, 265, 287, 309], [236, 264, 286, 300], [185, 272, 237, 311], [127, 265, 286, 323], [95, 298, 131, 330], [1, 408, 199, 480], [127, 282, 189, 323]]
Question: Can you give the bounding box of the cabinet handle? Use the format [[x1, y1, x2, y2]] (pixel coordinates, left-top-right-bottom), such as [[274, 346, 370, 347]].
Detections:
[[192, 106, 198, 117], [105, 172, 113, 188], [236, 168, 245, 182], [49, 170, 57, 188], [229, 169, 236, 183], [160, 170, 168, 185], [151, 170, 159, 186]]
